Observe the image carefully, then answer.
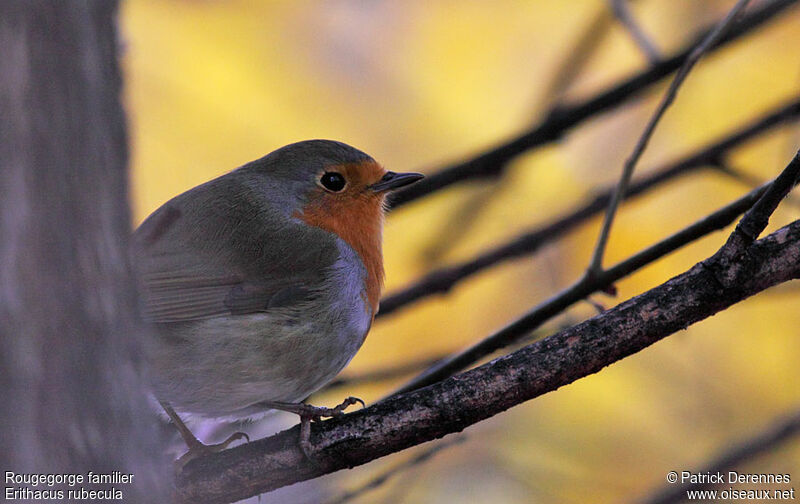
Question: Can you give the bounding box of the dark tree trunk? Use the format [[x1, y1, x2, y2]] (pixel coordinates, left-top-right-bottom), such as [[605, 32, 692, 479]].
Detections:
[[0, 1, 168, 500]]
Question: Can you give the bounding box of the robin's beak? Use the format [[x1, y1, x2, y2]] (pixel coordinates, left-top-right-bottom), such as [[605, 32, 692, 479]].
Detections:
[[369, 171, 425, 192]]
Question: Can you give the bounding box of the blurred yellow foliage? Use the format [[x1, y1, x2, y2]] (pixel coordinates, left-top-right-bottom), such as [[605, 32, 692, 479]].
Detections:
[[123, 1, 800, 502]]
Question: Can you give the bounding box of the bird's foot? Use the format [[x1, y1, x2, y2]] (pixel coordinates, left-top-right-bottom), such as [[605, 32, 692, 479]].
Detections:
[[292, 396, 366, 421], [175, 431, 250, 469], [263, 396, 365, 459], [159, 400, 251, 470]]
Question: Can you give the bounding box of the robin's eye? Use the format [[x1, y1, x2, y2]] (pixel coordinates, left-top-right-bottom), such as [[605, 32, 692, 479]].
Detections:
[[320, 172, 346, 192]]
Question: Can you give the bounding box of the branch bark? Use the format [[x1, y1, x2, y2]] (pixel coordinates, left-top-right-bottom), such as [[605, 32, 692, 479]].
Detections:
[[0, 1, 168, 498], [388, 0, 798, 209], [175, 155, 800, 504]]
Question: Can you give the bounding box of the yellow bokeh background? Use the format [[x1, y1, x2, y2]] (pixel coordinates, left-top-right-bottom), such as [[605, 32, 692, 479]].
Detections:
[[123, 1, 800, 502]]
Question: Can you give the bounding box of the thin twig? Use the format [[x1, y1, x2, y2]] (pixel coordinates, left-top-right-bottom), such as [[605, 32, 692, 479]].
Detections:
[[726, 150, 800, 249], [378, 97, 800, 319], [391, 151, 800, 395], [324, 436, 466, 504], [175, 166, 800, 501], [391, 151, 797, 396], [638, 407, 800, 504], [713, 161, 800, 208], [586, 0, 753, 277], [388, 0, 798, 209], [609, 0, 661, 63], [419, 7, 613, 263]]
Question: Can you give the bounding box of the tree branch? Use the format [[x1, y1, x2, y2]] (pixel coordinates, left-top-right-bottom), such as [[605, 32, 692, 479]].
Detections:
[[418, 3, 612, 266], [587, 0, 752, 276], [713, 161, 800, 208], [389, 177, 779, 395], [174, 155, 800, 504], [378, 97, 800, 318], [727, 151, 800, 248], [393, 153, 799, 394], [388, 0, 798, 209]]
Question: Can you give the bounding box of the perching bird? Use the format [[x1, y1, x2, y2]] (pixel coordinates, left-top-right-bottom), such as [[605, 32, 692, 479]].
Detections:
[[133, 140, 423, 463]]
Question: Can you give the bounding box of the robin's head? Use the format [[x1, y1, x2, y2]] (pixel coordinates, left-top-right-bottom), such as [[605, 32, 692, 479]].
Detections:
[[242, 139, 422, 215], [241, 140, 423, 314]]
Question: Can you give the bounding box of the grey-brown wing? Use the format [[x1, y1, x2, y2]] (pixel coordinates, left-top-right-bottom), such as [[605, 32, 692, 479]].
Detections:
[[133, 179, 337, 323], [137, 267, 318, 323]]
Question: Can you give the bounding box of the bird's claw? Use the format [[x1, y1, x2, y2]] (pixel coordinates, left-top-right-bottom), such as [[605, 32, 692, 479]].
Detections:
[[260, 396, 364, 460], [266, 396, 364, 460], [292, 396, 365, 422], [175, 431, 250, 469], [314, 396, 365, 421]]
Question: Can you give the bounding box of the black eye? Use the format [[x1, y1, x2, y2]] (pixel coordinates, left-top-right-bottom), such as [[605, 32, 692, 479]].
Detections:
[[320, 172, 346, 192]]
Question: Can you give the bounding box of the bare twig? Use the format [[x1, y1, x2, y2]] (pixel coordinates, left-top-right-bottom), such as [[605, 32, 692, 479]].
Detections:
[[638, 407, 800, 504], [609, 0, 661, 63], [586, 0, 753, 276], [726, 150, 800, 249], [324, 436, 466, 504], [389, 177, 775, 395], [388, 0, 798, 209], [421, 7, 614, 263], [713, 161, 800, 208], [392, 153, 799, 395], [378, 97, 800, 319], [394, 154, 800, 394], [175, 169, 800, 502]]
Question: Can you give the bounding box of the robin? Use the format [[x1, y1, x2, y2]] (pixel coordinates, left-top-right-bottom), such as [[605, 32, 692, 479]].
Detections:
[[133, 140, 423, 463]]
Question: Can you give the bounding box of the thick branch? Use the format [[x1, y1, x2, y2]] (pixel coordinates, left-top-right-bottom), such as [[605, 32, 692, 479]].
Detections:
[[388, 0, 798, 209], [176, 213, 800, 503], [378, 97, 800, 318]]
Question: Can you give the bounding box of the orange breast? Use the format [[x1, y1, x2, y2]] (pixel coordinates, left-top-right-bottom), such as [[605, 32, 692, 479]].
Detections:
[[295, 190, 385, 318]]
